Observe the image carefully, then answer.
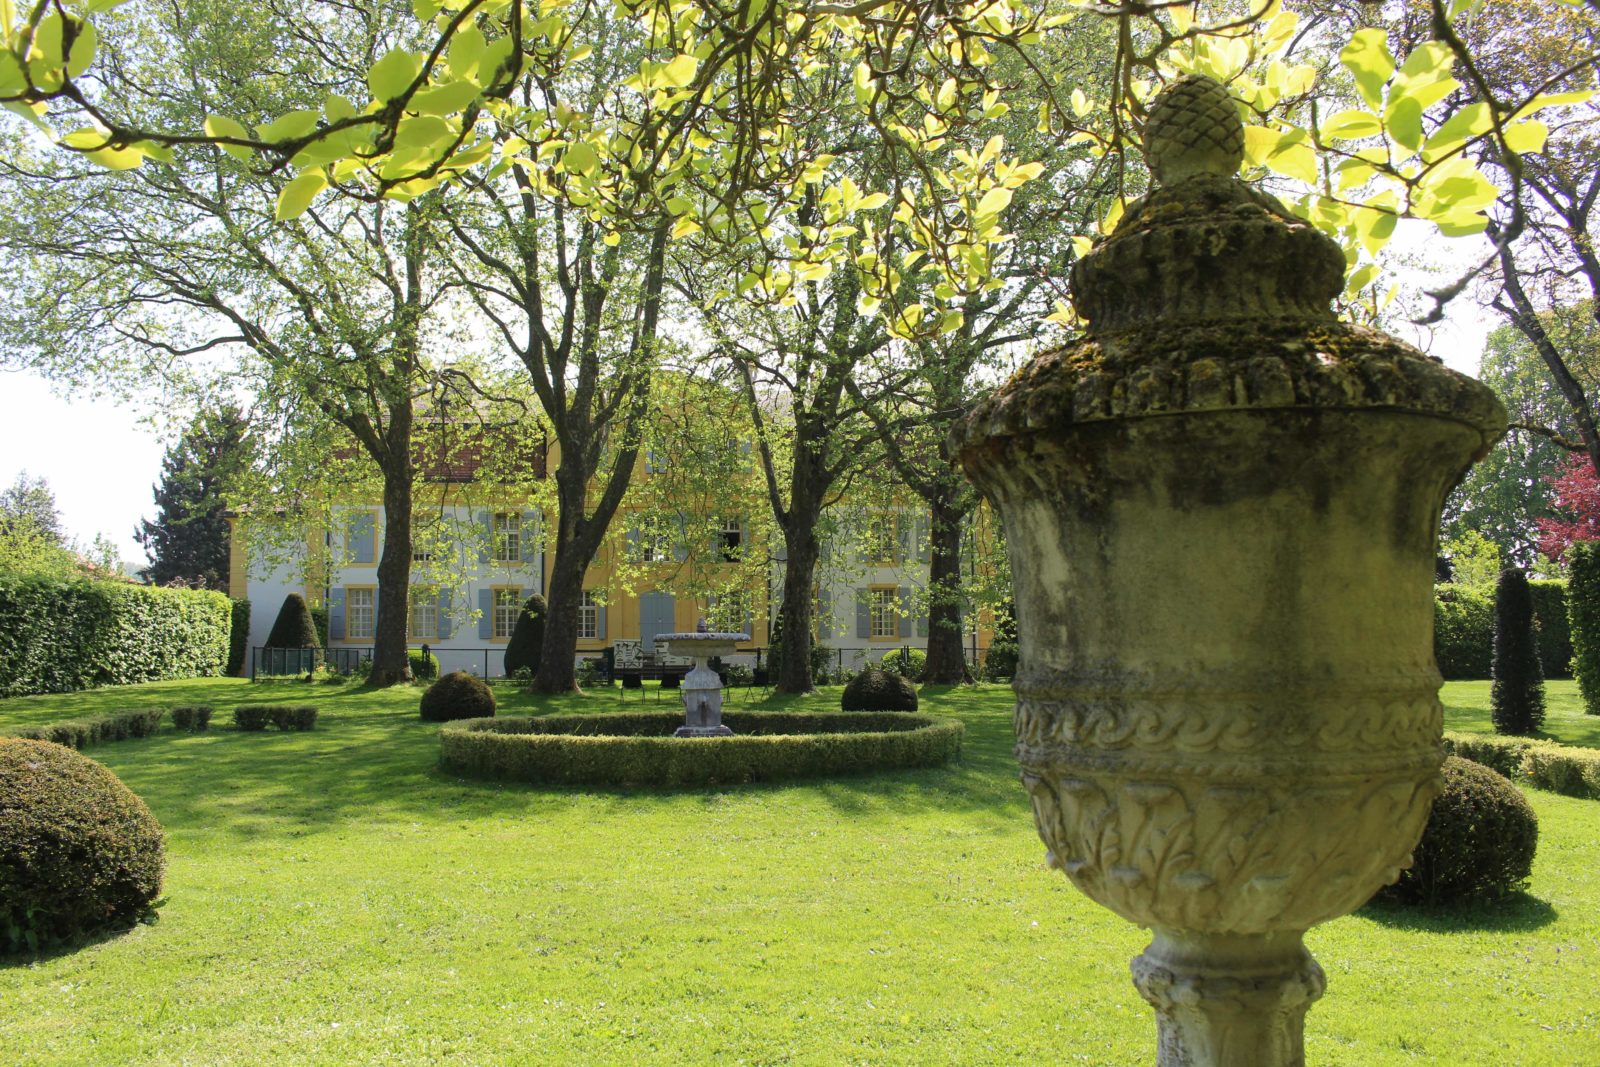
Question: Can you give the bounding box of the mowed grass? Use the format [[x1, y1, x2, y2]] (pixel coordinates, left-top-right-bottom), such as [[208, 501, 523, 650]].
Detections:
[[1442, 678, 1600, 748], [0, 677, 1595, 1065]]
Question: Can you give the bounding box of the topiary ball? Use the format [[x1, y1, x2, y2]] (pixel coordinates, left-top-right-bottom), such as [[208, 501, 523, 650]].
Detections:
[[0, 739, 166, 953], [1376, 756, 1538, 906], [841, 668, 918, 712], [420, 671, 497, 722]]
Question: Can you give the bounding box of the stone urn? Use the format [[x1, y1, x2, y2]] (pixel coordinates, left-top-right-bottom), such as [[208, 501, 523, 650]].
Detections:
[[953, 77, 1505, 1065], [657, 621, 749, 737]]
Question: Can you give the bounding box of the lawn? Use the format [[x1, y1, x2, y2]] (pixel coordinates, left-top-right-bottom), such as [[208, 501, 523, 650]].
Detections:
[[1, 677, 1597, 1065]]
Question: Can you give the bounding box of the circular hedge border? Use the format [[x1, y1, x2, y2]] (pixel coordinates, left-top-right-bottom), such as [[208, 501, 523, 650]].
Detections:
[[438, 711, 963, 787]]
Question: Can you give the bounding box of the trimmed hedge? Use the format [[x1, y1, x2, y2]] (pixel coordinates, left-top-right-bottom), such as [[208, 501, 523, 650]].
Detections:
[[0, 738, 165, 953], [270, 706, 318, 731], [1570, 542, 1600, 713], [878, 647, 926, 679], [1375, 756, 1537, 906], [1491, 567, 1545, 736], [0, 574, 231, 697], [842, 668, 918, 711], [1442, 731, 1600, 801], [233, 705, 272, 731], [439, 711, 964, 787], [10, 709, 165, 751], [1528, 581, 1572, 679], [420, 671, 496, 722], [227, 598, 251, 677], [1434, 586, 1492, 679], [171, 706, 212, 732], [408, 647, 440, 681]]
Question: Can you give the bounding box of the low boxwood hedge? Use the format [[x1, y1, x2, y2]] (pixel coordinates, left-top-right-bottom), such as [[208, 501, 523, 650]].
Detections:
[[1443, 731, 1600, 801], [439, 711, 964, 787], [9, 709, 165, 751]]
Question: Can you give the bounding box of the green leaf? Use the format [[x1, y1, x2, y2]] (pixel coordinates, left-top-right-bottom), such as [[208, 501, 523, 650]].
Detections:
[[393, 115, 454, 152], [65, 19, 96, 79], [1503, 120, 1549, 156], [1384, 96, 1424, 153], [411, 80, 481, 116], [256, 110, 319, 143], [1266, 143, 1317, 183], [1340, 28, 1394, 110], [1396, 41, 1453, 83], [368, 49, 419, 103], [324, 95, 357, 122], [659, 54, 698, 89], [33, 12, 65, 67], [1320, 109, 1382, 141], [974, 186, 1012, 217], [1425, 101, 1491, 156], [562, 140, 599, 174], [275, 171, 327, 221], [448, 25, 486, 80], [203, 115, 255, 160]]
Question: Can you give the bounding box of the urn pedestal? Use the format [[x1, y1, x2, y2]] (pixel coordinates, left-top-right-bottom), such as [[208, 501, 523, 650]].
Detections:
[[657, 628, 748, 737], [954, 77, 1506, 1065]]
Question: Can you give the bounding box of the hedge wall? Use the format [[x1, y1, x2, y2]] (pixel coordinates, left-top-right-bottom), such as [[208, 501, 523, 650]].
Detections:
[[1443, 731, 1600, 801], [1433, 582, 1572, 681], [227, 598, 251, 677], [0, 575, 231, 697], [440, 711, 964, 787]]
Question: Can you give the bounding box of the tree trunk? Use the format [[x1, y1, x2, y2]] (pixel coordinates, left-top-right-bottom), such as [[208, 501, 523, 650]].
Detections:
[[537, 540, 586, 693], [922, 486, 972, 685], [774, 524, 821, 693], [367, 439, 414, 687]]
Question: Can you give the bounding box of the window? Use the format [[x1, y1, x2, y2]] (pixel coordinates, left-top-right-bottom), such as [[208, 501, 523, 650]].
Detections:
[[348, 587, 376, 640], [492, 588, 521, 639], [493, 512, 522, 563], [578, 591, 600, 640], [707, 591, 749, 634], [864, 514, 898, 564], [717, 517, 743, 562], [869, 587, 898, 639], [637, 527, 670, 562], [409, 596, 438, 641], [412, 545, 433, 563]]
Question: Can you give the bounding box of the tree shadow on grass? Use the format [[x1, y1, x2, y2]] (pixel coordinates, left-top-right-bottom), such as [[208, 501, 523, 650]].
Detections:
[[0, 917, 158, 970], [1358, 891, 1558, 933]]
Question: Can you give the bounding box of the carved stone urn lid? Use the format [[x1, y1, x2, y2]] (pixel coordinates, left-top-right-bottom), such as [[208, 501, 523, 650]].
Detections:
[[951, 75, 1506, 454]]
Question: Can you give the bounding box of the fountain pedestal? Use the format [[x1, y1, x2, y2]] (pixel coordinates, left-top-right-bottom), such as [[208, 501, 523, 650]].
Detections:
[[952, 76, 1505, 1065], [656, 627, 749, 737]]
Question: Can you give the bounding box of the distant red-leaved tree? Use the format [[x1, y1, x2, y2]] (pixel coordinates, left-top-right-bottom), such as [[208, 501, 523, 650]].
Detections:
[[1537, 456, 1600, 561]]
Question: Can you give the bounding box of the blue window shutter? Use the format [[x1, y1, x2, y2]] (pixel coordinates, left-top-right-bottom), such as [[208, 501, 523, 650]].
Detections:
[[478, 588, 493, 639], [626, 528, 640, 559], [328, 587, 346, 642], [437, 592, 453, 639], [899, 587, 912, 638], [477, 511, 492, 564], [916, 515, 931, 564], [523, 511, 538, 566], [351, 512, 376, 564], [856, 589, 870, 639], [674, 514, 688, 561], [896, 518, 911, 565], [371, 587, 380, 636], [817, 586, 832, 639], [597, 603, 607, 640], [916, 608, 929, 639]]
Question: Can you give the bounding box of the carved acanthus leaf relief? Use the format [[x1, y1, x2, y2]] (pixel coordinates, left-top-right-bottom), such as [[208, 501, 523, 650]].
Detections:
[[1022, 769, 1437, 934]]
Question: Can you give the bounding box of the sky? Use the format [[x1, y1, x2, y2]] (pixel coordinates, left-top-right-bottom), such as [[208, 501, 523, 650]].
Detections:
[[0, 225, 1504, 569]]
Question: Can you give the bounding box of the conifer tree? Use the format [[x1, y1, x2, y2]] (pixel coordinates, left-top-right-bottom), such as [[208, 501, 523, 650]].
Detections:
[[504, 595, 547, 678], [264, 593, 321, 650], [135, 407, 251, 591], [1491, 566, 1546, 736]]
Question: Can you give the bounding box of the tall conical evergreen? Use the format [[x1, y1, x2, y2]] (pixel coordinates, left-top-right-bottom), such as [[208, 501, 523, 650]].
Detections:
[[135, 407, 251, 590], [265, 593, 321, 649], [504, 595, 547, 677], [1491, 566, 1546, 735]]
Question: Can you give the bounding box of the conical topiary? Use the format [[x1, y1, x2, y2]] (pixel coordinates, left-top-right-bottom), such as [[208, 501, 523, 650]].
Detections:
[[504, 594, 547, 677], [1492, 566, 1545, 736], [264, 592, 320, 649]]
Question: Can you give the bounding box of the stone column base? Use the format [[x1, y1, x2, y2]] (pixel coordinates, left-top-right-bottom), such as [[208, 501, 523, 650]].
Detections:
[[1131, 930, 1327, 1067], [674, 725, 733, 738]]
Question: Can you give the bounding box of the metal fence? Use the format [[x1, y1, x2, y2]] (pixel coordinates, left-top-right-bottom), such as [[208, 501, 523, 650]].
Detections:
[[251, 646, 372, 680]]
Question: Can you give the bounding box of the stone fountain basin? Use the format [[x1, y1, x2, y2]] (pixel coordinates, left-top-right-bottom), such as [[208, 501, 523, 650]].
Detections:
[[655, 632, 749, 659]]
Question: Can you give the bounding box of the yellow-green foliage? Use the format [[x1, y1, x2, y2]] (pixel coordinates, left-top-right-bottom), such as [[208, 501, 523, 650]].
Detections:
[[440, 711, 962, 787], [0, 575, 230, 697], [1443, 731, 1600, 801]]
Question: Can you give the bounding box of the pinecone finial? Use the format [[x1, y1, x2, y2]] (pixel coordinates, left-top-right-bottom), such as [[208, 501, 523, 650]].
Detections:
[[1144, 76, 1245, 186]]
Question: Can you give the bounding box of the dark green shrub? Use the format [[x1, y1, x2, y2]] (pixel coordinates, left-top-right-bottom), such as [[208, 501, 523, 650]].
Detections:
[[8, 709, 164, 751], [1442, 732, 1529, 779], [1528, 580, 1571, 679], [226, 598, 251, 676], [1568, 542, 1600, 714], [171, 706, 212, 732], [841, 668, 918, 712], [408, 648, 440, 681], [1376, 757, 1537, 906], [269, 706, 318, 731], [310, 606, 330, 649], [420, 671, 496, 722], [1492, 567, 1545, 736], [983, 640, 1018, 681], [879, 647, 926, 679], [233, 705, 272, 731], [265, 593, 320, 649], [1443, 731, 1600, 801], [0, 738, 165, 953], [438, 711, 964, 787], [504, 594, 546, 677], [1434, 585, 1493, 679], [0, 574, 231, 698]]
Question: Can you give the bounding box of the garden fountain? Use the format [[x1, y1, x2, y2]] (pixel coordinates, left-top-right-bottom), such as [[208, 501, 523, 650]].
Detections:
[[953, 76, 1505, 1066], [657, 620, 749, 737]]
